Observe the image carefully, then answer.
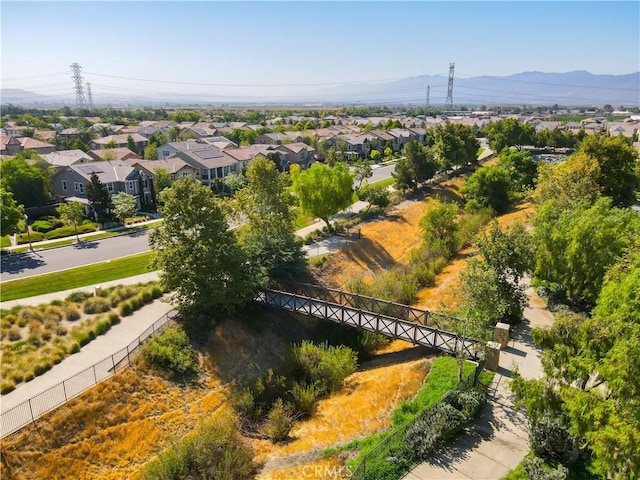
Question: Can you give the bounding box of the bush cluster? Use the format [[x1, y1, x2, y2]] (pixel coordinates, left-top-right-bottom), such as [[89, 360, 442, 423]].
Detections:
[[142, 325, 198, 380], [141, 411, 255, 480]]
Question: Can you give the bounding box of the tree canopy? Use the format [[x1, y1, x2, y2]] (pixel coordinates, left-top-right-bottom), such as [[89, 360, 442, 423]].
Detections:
[[58, 201, 86, 242], [234, 156, 304, 281], [497, 147, 538, 191], [482, 118, 536, 152], [290, 162, 353, 232], [149, 178, 256, 316], [0, 156, 52, 207], [462, 165, 513, 214], [1, 188, 24, 236], [432, 122, 479, 169], [112, 192, 138, 223], [85, 173, 113, 219]]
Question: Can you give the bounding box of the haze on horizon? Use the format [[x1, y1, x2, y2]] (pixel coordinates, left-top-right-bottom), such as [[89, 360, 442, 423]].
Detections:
[[1, 1, 639, 104]]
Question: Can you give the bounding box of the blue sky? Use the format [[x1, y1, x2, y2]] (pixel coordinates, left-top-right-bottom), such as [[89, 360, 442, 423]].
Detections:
[[2, 1, 639, 101]]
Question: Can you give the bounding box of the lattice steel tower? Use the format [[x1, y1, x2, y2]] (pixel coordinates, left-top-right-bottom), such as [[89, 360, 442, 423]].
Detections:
[[86, 82, 94, 110], [425, 85, 430, 116], [70, 63, 87, 109], [445, 62, 455, 112]]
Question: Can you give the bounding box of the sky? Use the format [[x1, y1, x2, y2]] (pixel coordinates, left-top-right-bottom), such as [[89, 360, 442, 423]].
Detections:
[[1, 1, 639, 103]]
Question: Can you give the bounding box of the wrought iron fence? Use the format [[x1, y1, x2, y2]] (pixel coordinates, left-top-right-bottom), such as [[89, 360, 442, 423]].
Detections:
[[0, 309, 178, 439]]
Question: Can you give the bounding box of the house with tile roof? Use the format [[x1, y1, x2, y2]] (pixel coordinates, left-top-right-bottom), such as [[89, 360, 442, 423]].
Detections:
[[42, 149, 93, 168], [52, 161, 152, 208], [89, 133, 147, 153], [88, 147, 142, 162], [0, 136, 56, 155]]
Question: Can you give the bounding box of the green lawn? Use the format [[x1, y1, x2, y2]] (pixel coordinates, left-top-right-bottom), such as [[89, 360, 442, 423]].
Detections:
[[0, 252, 156, 302], [368, 177, 395, 189]]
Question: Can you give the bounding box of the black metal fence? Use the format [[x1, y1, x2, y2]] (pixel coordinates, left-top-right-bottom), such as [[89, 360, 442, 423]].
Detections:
[[0, 309, 178, 439], [256, 289, 481, 360]]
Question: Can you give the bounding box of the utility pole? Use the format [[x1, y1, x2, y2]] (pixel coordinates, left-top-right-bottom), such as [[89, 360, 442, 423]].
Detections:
[[70, 63, 87, 109], [86, 82, 94, 110], [445, 62, 455, 113]]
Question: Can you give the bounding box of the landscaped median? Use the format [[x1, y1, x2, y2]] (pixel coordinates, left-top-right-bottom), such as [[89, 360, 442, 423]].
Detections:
[[0, 251, 156, 302]]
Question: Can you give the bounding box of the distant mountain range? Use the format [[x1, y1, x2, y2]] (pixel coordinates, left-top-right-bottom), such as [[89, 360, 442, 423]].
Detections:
[[2, 71, 638, 108]]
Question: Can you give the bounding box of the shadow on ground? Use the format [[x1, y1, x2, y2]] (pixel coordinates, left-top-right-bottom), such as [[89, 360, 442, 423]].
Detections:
[[0, 252, 46, 274]]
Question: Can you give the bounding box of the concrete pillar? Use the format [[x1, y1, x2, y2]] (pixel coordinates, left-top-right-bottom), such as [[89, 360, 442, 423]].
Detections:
[[493, 322, 510, 349], [485, 341, 501, 372], [94, 286, 102, 297]]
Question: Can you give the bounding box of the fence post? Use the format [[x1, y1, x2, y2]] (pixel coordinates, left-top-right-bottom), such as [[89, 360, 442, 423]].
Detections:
[[127, 345, 131, 365], [93, 365, 98, 384], [111, 354, 115, 371], [62, 381, 68, 401], [28, 399, 35, 423]]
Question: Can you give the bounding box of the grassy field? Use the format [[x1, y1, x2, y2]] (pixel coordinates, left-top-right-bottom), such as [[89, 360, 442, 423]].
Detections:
[[0, 252, 156, 302]]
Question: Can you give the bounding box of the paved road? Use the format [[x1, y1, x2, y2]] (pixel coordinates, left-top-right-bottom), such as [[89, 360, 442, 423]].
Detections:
[[0, 230, 152, 281], [1, 164, 397, 282]]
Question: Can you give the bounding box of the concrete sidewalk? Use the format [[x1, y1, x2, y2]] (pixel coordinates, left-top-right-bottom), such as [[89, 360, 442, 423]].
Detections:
[[403, 286, 553, 479]]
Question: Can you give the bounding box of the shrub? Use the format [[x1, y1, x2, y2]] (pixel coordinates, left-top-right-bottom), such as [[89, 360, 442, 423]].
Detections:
[[108, 285, 138, 307], [95, 319, 111, 336], [445, 389, 486, 420], [3, 314, 17, 326], [231, 386, 259, 421], [530, 414, 574, 465], [8, 327, 21, 341], [107, 312, 120, 325], [55, 325, 68, 336], [43, 306, 64, 323], [522, 456, 569, 480], [404, 402, 467, 460], [23, 371, 35, 382], [129, 296, 142, 311], [142, 325, 197, 379], [140, 289, 153, 303], [1, 381, 16, 395], [18, 307, 43, 324], [289, 381, 319, 415], [83, 297, 111, 314], [150, 285, 164, 298], [31, 220, 56, 233], [266, 398, 295, 442], [68, 342, 80, 354], [33, 361, 53, 377], [65, 306, 81, 321], [17, 231, 44, 243], [119, 301, 133, 316], [140, 411, 255, 480], [291, 341, 357, 394], [66, 291, 92, 303]]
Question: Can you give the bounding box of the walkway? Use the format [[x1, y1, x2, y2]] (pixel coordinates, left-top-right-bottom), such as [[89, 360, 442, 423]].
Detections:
[[402, 285, 553, 479]]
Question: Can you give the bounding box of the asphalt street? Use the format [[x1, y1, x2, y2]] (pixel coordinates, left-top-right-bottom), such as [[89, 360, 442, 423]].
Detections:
[[0, 162, 397, 282], [0, 230, 152, 280]]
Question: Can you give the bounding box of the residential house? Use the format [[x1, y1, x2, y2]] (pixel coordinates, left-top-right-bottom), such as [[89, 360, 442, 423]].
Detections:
[[255, 132, 292, 145], [59, 128, 80, 141], [370, 130, 398, 151], [224, 146, 267, 171], [42, 149, 93, 168], [157, 139, 207, 160], [0, 136, 56, 155], [88, 147, 142, 162], [52, 161, 151, 209], [333, 134, 371, 158], [199, 136, 238, 150], [386, 129, 413, 149], [164, 145, 240, 185], [275, 142, 316, 170], [89, 133, 147, 153]]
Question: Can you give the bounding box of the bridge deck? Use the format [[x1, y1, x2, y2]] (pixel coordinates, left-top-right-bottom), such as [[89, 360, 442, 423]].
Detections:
[[256, 288, 481, 360]]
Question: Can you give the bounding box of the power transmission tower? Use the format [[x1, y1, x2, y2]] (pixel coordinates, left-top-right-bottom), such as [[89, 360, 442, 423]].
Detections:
[[70, 63, 87, 109], [425, 85, 430, 116], [445, 62, 455, 112], [86, 82, 94, 110]]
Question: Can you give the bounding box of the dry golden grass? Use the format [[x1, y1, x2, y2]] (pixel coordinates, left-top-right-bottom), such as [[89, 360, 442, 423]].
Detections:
[[254, 350, 430, 476]]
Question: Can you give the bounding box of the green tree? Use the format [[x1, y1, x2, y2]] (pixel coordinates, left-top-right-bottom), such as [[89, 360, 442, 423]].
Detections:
[[234, 157, 304, 281], [462, 165, 513, 214], [392, 157, 415, 192], [432, 122, 479, 169], [533, 197, 640, 305], [150, 178, 256, 316], [290, 162, 353, 232], [460, 222, 532, 324], [403, 140, 439, 185], [104, 139, 117, 149], [112, 192, 138, 224], [354, 159, 373, 188], [58, 201, 86, 242], [126, 134, 138, 154], [152, 167, 173, 204], [578, 133, 640, 207], [369, 149, 381, 163], [0, 188, 24, 236], [483, 118, 536, 152], [223, 173, 247, 194], [419, 197, 459, 256], [357, 182, 390, 211], [85, 173, 113, 219], [497, 147, 538, 191], [168, 125, 180, 142], [531, 152, 601, 210], [144, 142, 158, 160], [0, 157, 51, 207]]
